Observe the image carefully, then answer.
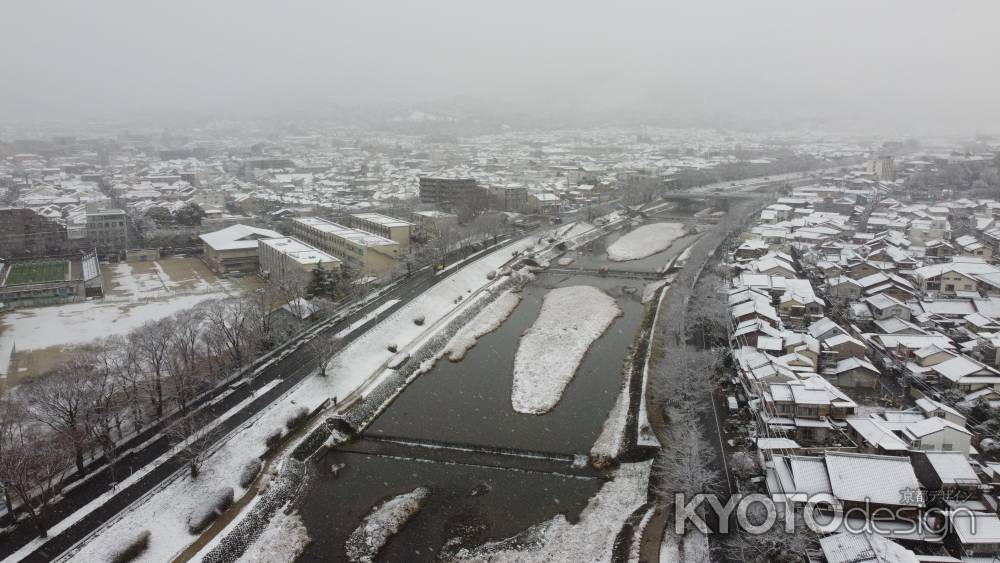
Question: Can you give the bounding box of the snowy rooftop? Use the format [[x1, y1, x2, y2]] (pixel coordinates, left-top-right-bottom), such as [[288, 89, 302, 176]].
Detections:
[[351, 212, 414, 228], [293, 217, 398, 247], [825, 452, 923, 507], [260, 237, 341, 266], [199, 224, 282, 251]]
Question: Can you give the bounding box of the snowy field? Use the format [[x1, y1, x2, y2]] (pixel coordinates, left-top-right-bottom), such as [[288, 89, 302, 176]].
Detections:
[[450, 461, 651, 562], [512, 285, 621, 414], [55, 236, 541, 562], [442, 290, 522, 361], [0, 292, 227, 352], [1, 258, 239, 355], [606, 223, 687, 261]]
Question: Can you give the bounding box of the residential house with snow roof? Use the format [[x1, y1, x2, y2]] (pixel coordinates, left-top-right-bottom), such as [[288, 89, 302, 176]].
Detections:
[[823, 356, 881, 390]]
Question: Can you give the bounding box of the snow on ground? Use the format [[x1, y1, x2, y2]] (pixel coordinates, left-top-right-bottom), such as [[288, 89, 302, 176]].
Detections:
[[59, 237, 541, 562], [659, 531, 680, 563], [237, 507, 311, 563], [590, 380, 630, 461], [450, 461, 652, 562], [628, 507, 656, 563], [679, 530, 710, 563], [324, 236, 539, 407], [0, 292, 226, 352], [112, 262, 164, 295], [152, 261, 179, 290], [641, 279, 669, 304], [345, 486, 430, 563], [512, 285, 621, 414], [606, 223, 686, 262], [335, 300, 401, 338], [0, 337, 12, 377], [63, 379, 321, 563], [442, 290, 521, 361], [560, 221, 596, 240]]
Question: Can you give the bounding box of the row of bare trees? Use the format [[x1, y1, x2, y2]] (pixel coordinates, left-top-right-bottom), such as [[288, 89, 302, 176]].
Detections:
[[0, 285, 329, 538]]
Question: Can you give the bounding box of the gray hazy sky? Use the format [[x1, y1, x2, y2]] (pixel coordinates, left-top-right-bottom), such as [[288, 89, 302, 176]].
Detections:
[[2, 0, 999, 132]]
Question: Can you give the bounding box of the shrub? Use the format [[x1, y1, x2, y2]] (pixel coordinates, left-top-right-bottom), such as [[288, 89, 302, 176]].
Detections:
[[265, 429, 283, 449], [109, 530, 151, 563], [239, 459, 263, 489], [285, 407, 310, 430], [187, 487, 235, 534]]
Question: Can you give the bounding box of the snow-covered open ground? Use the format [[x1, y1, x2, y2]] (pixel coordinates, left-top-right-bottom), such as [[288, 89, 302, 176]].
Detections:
[[0, 292, 227, 352], [442, 290, 521, 361], [606, 223, 686, 262], [512, 285, 621, 414], [56, 236, 541, 562], [450, 461, 652, 562], [345, 486, 430, 563]]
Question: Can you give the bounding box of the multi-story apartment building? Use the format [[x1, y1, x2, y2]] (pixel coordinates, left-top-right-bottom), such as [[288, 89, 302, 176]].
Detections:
[[489, 185, 528, 212], [418, 177, 487, 214], [257, 237, 340, 282], [85, 208, 128, 257], [349, 212, 414, 252], [288, 217, 400, 277]]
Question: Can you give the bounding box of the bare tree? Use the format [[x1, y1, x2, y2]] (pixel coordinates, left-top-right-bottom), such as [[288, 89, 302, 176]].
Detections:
[[653, 345, 720, 412], [0, 396, 26, 517], [307, 330, 343, 377], [721, 504, 816, 563], [687, 273, 728, 348], [84, 343, 125, 486], [168, 308, 209, 411], [653, 418, 721, 517], [116, 334, 149, 432], [0, 426, 68, 538], [23, 362, 97, 475], [201, 297, 259, 368], [165, 409, 216, 479], [131, 317, 176, 418]]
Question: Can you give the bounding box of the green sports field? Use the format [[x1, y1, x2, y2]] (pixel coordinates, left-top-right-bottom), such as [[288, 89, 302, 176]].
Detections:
[[3, 261, 69, 286]]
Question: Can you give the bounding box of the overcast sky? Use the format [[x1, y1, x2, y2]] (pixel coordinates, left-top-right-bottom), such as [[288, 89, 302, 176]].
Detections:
[[2, 1, 999, 133]]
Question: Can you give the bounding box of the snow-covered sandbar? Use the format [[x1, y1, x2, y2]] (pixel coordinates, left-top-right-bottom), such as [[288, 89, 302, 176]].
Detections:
[[606, 222, 686, 261], [443, 290, 522, 361], [512, 286, 621, 414]]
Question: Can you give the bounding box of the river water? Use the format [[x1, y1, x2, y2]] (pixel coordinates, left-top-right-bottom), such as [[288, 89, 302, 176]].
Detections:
[[296, 226, 690, 562]]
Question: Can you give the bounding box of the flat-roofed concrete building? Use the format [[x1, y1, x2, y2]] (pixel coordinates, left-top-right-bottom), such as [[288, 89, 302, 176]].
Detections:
[[288, 217, 400, 277], [85, 208, 128, 257], [527, 192, 562, 215], [349, 212, 414, 252], [489, 184, 528, 212], [199, 224, 282, 275], [411, 210, 459, 236], [258, 237, 340, 282]]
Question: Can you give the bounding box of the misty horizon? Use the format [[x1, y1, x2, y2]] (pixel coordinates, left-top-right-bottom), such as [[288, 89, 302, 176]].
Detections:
[[2, 1, 1000, 135]]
